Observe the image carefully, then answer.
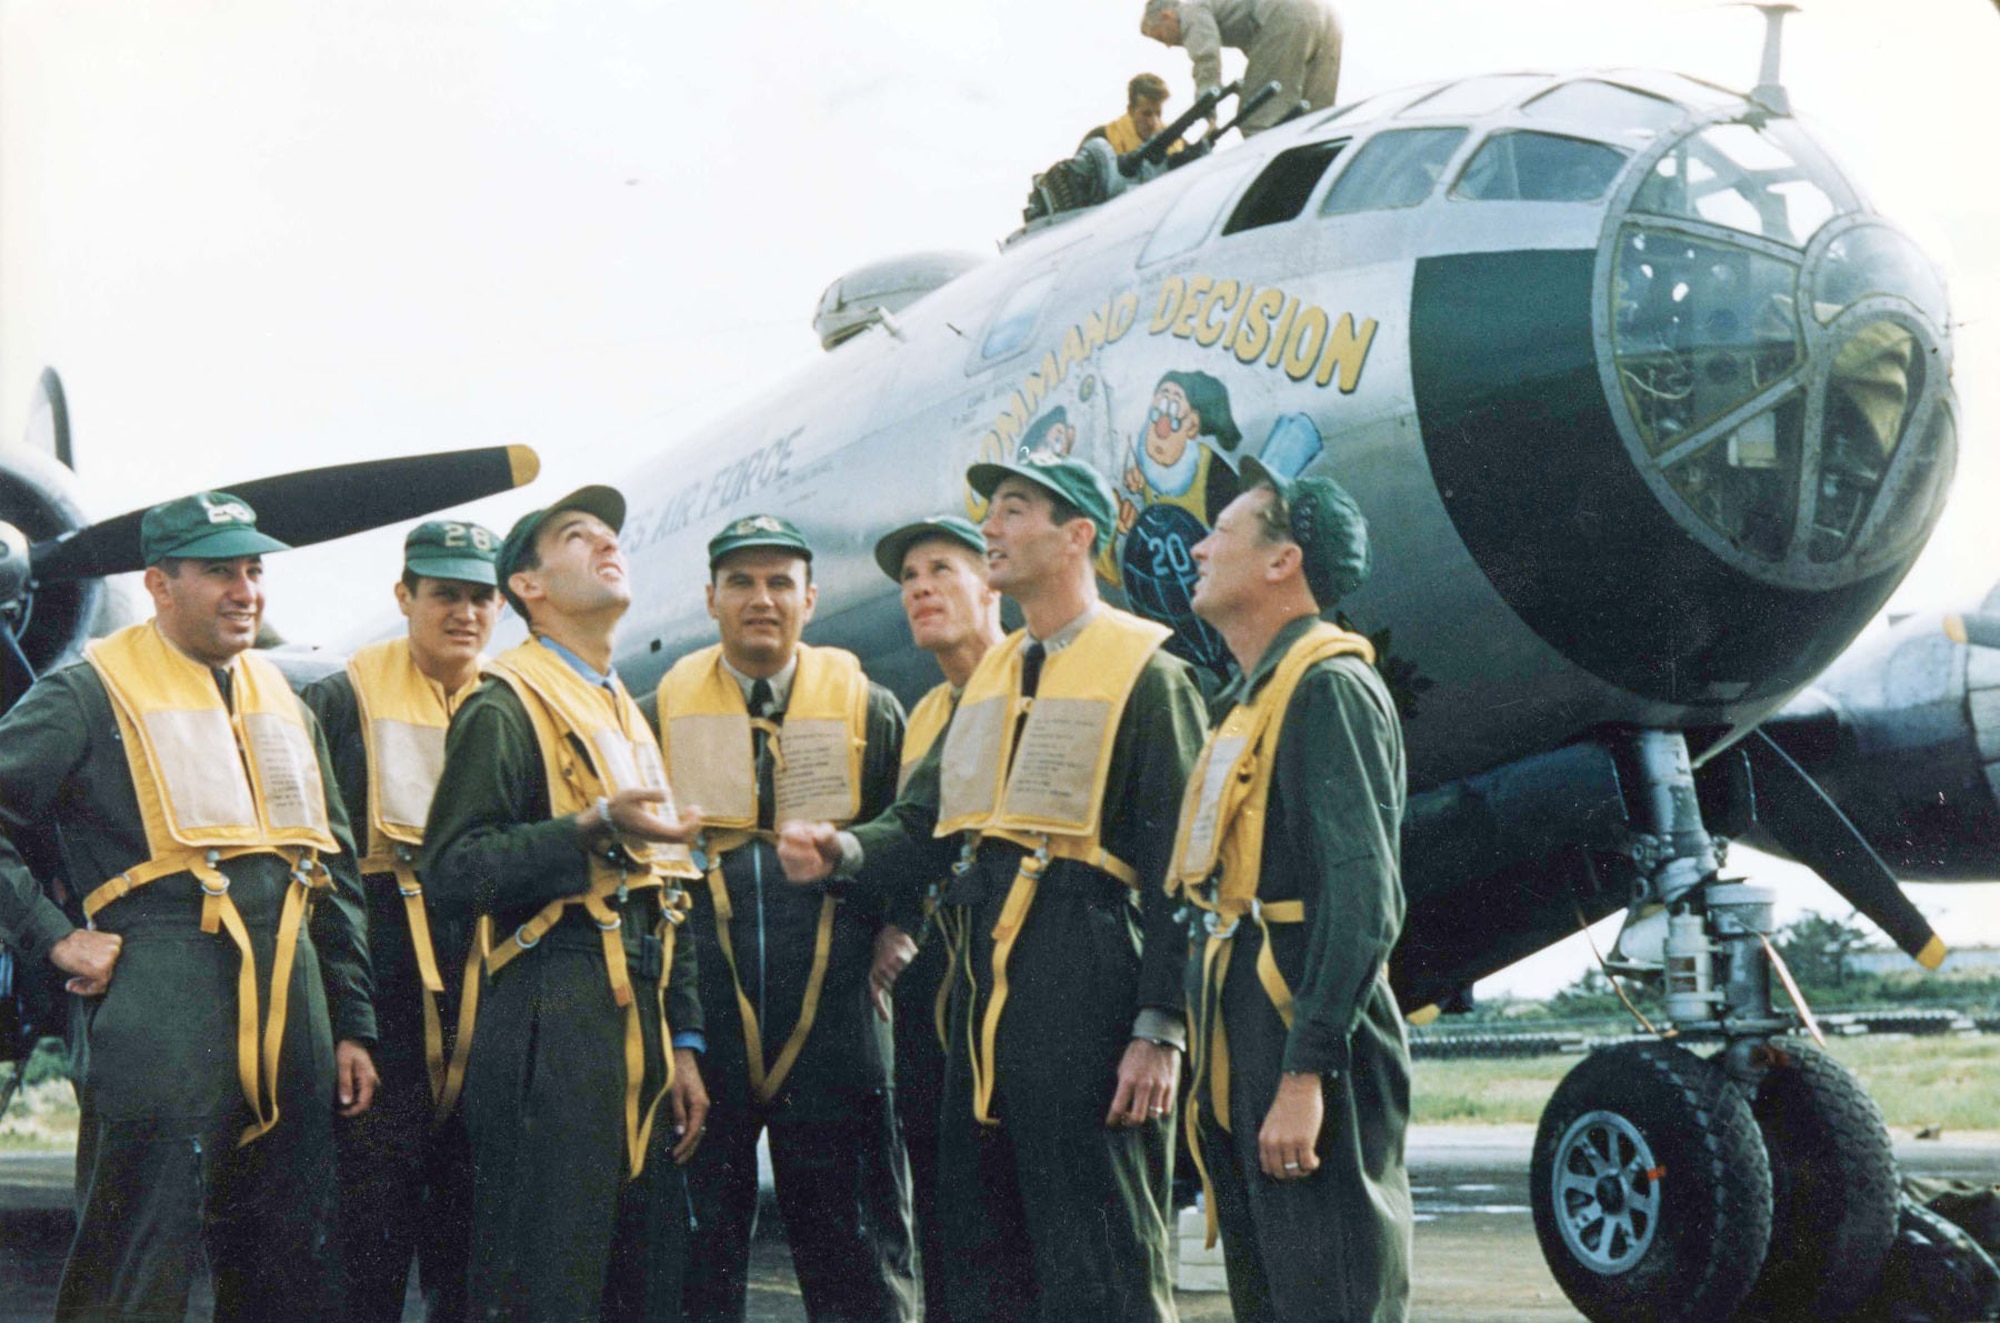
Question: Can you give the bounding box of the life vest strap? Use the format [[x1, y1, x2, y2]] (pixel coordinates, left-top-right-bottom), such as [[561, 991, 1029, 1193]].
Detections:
[[433, 919, 491, 1127], [1183, 892, 1306, 1249], [475, 864, 681, 1178], [700, 841, 837, 1107], [85, 845, 327, 1148]]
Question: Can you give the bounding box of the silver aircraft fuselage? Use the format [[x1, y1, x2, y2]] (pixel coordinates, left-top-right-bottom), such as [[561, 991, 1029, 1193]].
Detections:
[[587, 68, 1955, 799]]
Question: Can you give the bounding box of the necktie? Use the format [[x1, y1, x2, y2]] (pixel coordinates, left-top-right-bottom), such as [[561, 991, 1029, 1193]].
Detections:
[[1009, 642, 1046, 768], [750, 679, 777, 829]]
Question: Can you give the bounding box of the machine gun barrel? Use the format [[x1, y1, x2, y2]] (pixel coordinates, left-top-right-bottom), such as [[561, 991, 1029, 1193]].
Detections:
[[1118, 80, 1237, 177], [1216, 80, 1283, 138]]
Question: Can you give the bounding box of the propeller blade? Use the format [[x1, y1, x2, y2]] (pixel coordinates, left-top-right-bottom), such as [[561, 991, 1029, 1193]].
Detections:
[[1744, 729, 1946, 969], [28, 445, 539, 583]]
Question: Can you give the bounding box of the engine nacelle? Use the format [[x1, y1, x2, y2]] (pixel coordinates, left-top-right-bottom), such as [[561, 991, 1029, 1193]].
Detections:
[[0, 445, 105, 678]]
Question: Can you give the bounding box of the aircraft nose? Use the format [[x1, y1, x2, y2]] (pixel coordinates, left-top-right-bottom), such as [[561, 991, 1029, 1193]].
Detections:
[[1411, 113, 1955, 710]]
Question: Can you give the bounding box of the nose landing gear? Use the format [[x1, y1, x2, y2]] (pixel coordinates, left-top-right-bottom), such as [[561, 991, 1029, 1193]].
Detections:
[[1527, 731, 1900, 1322]]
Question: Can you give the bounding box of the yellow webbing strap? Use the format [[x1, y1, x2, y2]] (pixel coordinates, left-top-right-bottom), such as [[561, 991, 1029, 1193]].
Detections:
[[362, 849, 450, 1103], [930, 905, 960, 1052], [628, 907, 685, 1179], [433, 919, 491, 1125], [1181, 893, 1305, 1248], [477, 868, 674, 1178], [83, 845, 326, 1147], [969, 837, 1139, 1127], [703, 850, 837, 1106]]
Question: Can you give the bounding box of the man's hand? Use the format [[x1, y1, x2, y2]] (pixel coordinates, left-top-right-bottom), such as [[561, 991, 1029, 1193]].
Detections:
[[776, 821, 841, 884], [669, 1049, 710, 1165], [579, 790, 702, 846], [1258, 1071, 1325, 1181], [336, 1040, 379, 1117], [49, 929, 122, 997], [869, 925, 918, 1023], [1106, 1038, 1180, 1128]]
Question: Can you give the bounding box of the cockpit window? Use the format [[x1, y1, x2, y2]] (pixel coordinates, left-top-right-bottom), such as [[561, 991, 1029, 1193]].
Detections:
[[1319, 128, 1467, 216], [981, 270, 1057, 360], [1398, 74, 1548, 118], [1224, 140, 1347, 235], [1632, 120, 1855, 249], [1522, 81, 1686, 137], [1139, 161, 1258, 266], [1452, 131, 1629, 202]]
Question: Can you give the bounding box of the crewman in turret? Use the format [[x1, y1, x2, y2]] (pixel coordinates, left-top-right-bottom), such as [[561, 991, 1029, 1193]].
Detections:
[[0, 491, 377, 1322], [1082, 73, 1184, 156], [1174, 460, 1411, 1323], [660, 513, 918, 1323], [422, 486, 709, 1322], [303, 520, 502, 1322], [1140, 0, 1343, 135], [780, 455, 1208, 1323], [867, 514, 1006, 1323]]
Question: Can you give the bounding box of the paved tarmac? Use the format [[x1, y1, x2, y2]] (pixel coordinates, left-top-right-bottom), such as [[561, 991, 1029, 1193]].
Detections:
[[2, 1125, 1994, 1320]]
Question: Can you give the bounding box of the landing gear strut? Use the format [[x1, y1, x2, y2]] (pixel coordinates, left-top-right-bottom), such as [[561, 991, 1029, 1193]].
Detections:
[[1527, 731, 1899, 1323]]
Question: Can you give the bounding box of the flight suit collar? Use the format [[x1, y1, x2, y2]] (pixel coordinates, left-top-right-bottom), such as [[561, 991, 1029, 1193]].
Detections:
[[721, 651, 799, 713]]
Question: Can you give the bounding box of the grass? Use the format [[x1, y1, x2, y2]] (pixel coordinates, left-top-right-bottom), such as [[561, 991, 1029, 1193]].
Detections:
[[0, 1035, 1993, 1148], [1411, 1032, 2000, 1130]]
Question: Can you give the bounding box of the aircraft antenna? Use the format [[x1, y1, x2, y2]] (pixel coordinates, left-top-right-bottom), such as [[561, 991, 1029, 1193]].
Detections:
[[1744, 3, 1799, 116]]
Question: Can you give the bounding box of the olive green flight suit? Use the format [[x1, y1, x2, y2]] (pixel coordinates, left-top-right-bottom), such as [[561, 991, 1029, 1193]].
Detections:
[[305, 670, 473, 1323], [423, 678, 701, 1323], [1192, 617, 1412, 1323], [850, 635, 1206, 1323], [0, 661, 376, 1323]]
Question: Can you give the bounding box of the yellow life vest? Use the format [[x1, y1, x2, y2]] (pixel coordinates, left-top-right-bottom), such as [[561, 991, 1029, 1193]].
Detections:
[[345, 637, 480, 1114], [934, 607, 1170, 1123], [83, 621, 339, 1147], [657, 643, 870, 1105], [480, 637, 700, 1179], [1167, 621, 1374, 1245], [1098, 113, 1184, 157]]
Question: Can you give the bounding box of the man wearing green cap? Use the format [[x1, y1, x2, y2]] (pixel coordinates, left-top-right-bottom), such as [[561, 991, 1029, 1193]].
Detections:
[[304, 519, 503, 1322], [654, 513, 917, 1323], [868, 513, 1005, 1323], [0, 490, 378, 1321], [422, 486, 709, 1322], [1172, 461, 1411, 1323], [780, 455, 1207, 1323]]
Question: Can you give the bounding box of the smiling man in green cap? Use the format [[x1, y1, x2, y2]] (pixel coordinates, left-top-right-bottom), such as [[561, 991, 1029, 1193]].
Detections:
[[780, 455, 1208, 1323], [304, 518, 504, 1322], [655, 512, 918, 1323], [0, 490, 378, 1321], [867, 512, 1005, 1323], [1173, 460, 1411, 1323], [422, 486, 709, 1322]]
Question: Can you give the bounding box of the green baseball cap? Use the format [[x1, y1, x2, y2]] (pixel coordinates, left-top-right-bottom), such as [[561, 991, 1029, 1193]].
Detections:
[[707, 513, 813, 570], [872, 514, 986, 582], [1238, 456, 1371, 607], [403, 520, 500, 586], [140, 491, 290, 566], [496, 485, 626, 616], [965, 454, 1117, 557]]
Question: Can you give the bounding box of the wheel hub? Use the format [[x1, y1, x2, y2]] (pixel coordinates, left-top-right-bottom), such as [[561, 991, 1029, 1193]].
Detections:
[[1553, 1110, 1662, 1275]]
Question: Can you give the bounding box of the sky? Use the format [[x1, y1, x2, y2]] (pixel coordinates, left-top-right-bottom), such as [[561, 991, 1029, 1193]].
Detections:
[[3, 0, 1997, 995]]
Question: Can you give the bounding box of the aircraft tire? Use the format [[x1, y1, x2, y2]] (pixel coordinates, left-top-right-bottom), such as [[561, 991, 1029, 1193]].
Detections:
[[1530, 1040, 1772, 1323], [1738, 1039, 1899, 1321]]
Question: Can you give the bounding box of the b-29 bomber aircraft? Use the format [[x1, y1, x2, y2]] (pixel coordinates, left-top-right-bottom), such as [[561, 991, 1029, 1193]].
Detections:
[[0, 17, 1990, 1323]]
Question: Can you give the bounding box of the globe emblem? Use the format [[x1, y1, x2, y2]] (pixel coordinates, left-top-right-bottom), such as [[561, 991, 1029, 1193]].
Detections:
[[1119, 503, 1228, 674]]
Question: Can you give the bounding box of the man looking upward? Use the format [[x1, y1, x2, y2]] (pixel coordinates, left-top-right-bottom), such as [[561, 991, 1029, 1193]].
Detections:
[[781, 455, 1207, 1323], [867, 514, 1006, 1323], [304, 519, 503, 1322], [0, 491, 376, 1321], [1174, 461, 1411, 1323], [422, 486, 708, 1322]]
